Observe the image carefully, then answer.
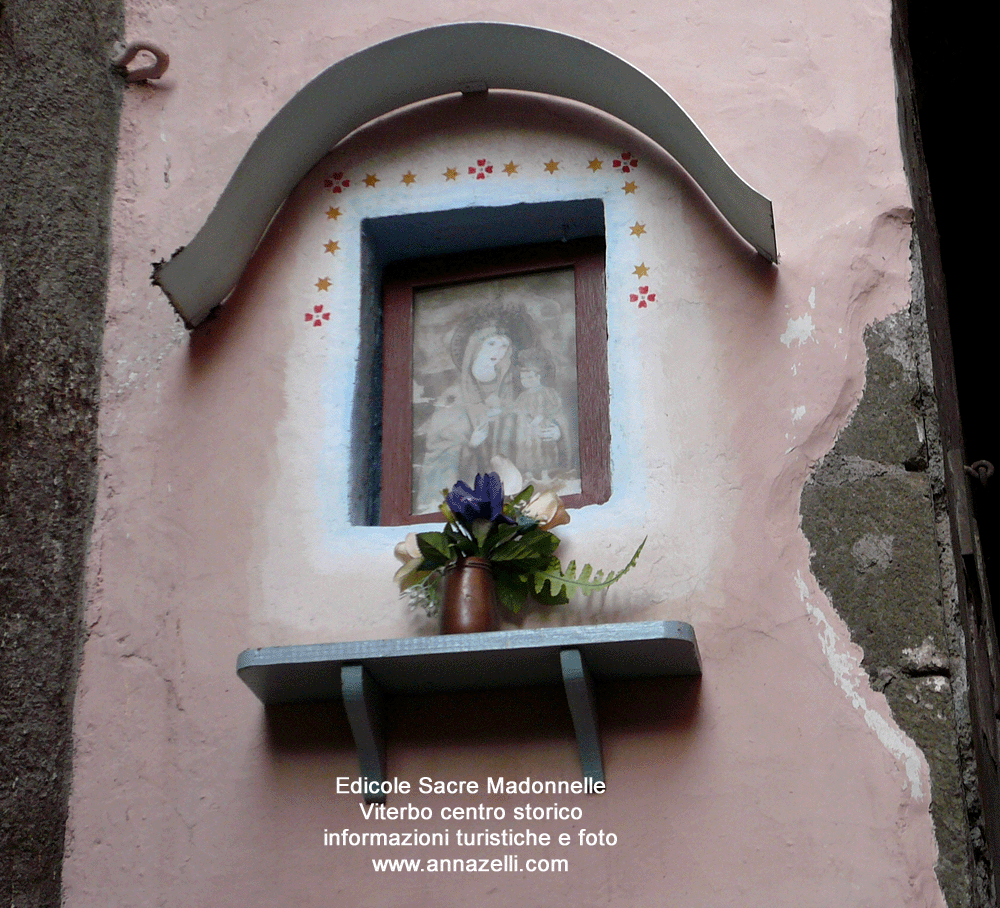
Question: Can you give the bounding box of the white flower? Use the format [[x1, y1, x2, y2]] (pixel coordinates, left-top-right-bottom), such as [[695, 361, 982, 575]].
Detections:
[[524, 490, 570, 531], [394, 533, 421, 563], [489, 455, 524, 496], [393, 533, 423, 586]]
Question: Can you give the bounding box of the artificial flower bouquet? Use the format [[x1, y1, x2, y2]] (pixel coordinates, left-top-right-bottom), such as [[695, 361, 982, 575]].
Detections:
[[394, 469, 644, 617]]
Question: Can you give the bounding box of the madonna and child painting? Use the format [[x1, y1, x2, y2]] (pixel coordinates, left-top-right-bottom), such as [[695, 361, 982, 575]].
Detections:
[[410, 268, 582, 515]]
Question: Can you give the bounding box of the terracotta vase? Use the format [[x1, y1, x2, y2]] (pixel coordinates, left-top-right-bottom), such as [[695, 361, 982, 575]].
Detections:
[[440, 557, 499, 634]]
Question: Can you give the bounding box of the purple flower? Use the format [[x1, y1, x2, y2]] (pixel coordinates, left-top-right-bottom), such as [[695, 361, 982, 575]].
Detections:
[[446, 472, 513, 526]]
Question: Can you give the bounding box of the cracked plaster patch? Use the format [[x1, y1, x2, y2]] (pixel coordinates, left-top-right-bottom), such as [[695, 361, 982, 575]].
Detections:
[[781, 313, 817, 347], [795, 570, 925, 798]]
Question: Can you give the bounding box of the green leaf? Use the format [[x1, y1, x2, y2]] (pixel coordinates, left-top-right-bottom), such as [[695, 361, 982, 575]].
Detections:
[[416, 532, 453, 567], [516, 513, 541, 531], [442, 524, 474, 556], [483, 522, 519, 557], [512, 484, 534, 505], [494, 571, 530, 614], [471, 517, 494, 552], [490, 528, 559, 564], [488, 537, 553, 569], [529, 538, 646, 600], [398, 568, 436, 593], [530, 579, 570, 606]]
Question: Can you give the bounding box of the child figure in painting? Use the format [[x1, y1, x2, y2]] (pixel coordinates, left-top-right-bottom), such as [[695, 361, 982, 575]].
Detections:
[[512, 347, 568, 484]]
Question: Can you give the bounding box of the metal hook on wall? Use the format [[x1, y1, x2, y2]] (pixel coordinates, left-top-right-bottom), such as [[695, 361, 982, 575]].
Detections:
[[965, 460, 995, 488], [111, 41, 170, 83]]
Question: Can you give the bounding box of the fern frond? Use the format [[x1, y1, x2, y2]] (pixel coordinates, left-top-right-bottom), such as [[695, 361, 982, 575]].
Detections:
[[531, 538, 646, 600]]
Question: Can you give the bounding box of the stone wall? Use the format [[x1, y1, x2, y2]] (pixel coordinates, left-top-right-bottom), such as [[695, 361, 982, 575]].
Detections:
[[0, 2, 122, 904]]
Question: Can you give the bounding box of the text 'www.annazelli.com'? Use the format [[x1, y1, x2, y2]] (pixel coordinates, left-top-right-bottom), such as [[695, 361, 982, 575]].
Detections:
[[371, 856, 568, 873]]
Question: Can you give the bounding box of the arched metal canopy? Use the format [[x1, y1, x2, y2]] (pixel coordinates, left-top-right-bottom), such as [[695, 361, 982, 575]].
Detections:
[[154, 22, 777, 327]]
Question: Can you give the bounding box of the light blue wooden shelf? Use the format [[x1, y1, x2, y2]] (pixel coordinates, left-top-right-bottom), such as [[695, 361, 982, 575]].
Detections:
[[237, 621, 700, 801]]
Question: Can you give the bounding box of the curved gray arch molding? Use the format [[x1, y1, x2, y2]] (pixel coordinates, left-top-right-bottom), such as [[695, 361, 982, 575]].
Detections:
[[154, 22, 777, 327]]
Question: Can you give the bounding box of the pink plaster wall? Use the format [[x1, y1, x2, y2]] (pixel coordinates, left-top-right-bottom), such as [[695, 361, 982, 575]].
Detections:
[[64, 2, 946, 905]]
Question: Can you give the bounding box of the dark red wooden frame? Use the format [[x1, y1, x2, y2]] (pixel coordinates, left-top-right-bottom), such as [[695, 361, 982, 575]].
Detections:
[[380, 238, 610, 526]]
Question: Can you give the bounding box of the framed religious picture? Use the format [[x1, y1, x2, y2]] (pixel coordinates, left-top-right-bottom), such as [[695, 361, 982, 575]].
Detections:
[[380, 238, 610, 525]]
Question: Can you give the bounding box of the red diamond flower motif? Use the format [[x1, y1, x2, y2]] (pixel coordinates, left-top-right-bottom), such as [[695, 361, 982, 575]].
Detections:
[[324, 171, 351, 193], [468, 158, 494, 180], [305, 304, 332, 327], [630, 285, 656, 309], [613, 151, 639, 174]]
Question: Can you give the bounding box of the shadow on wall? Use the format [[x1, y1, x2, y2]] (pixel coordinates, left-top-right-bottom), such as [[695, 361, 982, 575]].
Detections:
[[261, 675, 701, 768]]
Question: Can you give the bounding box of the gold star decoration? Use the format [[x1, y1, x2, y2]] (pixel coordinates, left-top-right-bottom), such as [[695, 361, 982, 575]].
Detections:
[[543, 159, 560, 174], [444, 167, 458, 181], [363, 173, 379, 188], [323, 240, 340, 255], [503, 161, 519, 175], [401, 171, 417, 185], [629, 222, 647, 237], [325, 206, 341, 220], [315, 277, 331, 292], [587, 158, 603, 172], [633, 263, 650, 278], [622, 181, 638, 194]]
